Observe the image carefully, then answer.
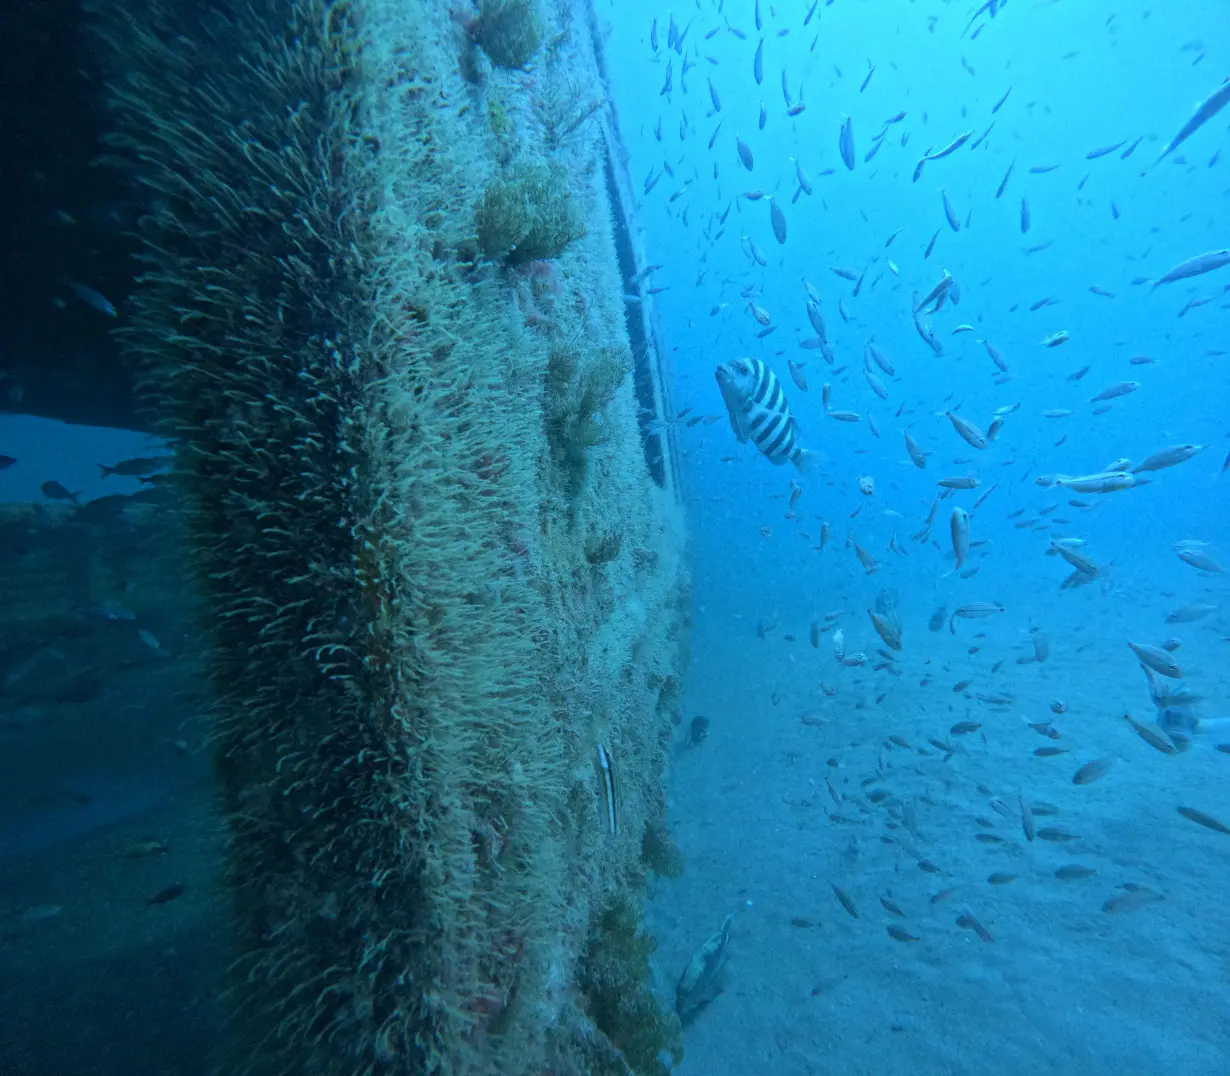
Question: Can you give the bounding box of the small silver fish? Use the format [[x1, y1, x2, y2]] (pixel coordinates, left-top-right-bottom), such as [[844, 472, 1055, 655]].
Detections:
[[736, 135, 754, 171], [1102, 885, 1165, 914], [949, 602, 1004, 633], [1165, 603, 1218, 624], [1132, 444, 1203, 473], [839, 116, 855, 170], [949, 507, 970, 571], [1174, 544, 1224, 573], [1176, 805, 1230, 835], [97, 456, 171, 478], [1155, 78, 1230, 165], [787, 359, 808, 392], [1128, 640, 1182, 679], [941, 189, 961, 231], [917, 272, 953, 313], [831, 882, 859, 918], [1123, 712, 1177, 755], [1089, 380, 1139, 403], [769, 197, 787, 244], [868, 609, 902, 651], [904, 432, 927, 469], [1071, 758, 1113, 785], [956, 906, 994, 943], [1152, 249, 1230, 288], [1055, 471, 1141, 494], [946, 411, 987, 450], [793, 157, 813, 196], [65, 278, 117, 317]]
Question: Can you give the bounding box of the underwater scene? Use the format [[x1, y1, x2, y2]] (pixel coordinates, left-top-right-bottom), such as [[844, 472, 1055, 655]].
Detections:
[[0, 0, 1227, 1074], [612, 2, 1230, 1072]]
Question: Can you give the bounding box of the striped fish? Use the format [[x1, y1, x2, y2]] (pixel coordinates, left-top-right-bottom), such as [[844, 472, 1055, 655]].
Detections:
[[715, 358, 810, 470], [596, 743, 620, 836]]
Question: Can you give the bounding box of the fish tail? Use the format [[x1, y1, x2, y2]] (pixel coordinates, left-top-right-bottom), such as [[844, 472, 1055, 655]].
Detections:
[[97, 463, 114, 479], [791, 447, 813, 474]]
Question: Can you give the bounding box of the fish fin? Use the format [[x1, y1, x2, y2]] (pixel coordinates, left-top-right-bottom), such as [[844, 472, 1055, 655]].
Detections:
[[791, 448, 814, 474], [96, 464, 114, 478]]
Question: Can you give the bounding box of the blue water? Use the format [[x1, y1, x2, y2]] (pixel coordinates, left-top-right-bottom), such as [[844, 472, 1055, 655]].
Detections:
[[0, 413, 162, 505], [598, 2, 1228, 1074]]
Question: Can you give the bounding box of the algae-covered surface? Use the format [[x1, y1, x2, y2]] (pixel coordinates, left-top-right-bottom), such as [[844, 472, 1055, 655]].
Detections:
[[2, 0, 688, 1073]]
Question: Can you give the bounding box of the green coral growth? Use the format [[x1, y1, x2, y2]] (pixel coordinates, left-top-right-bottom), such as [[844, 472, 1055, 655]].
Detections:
[[580, 898, 683, 1076], [654, 673, 682, 724], [476, 162, 584, 263], [584, 529, 623, 565], [640, 818, 684, 880], [476, 0, 543, 69], [545, 344, 628, 501], [487, 91, 514, 158]]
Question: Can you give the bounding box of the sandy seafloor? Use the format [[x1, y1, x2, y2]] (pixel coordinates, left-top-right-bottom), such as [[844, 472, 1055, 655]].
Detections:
[[648, 493, 1230, 1076]]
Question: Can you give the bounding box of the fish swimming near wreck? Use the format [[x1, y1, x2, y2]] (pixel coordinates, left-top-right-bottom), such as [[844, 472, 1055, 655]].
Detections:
[[715, 357, 812, 471], [63, 277, 117, 317], [1153, 77, 1230, 166]]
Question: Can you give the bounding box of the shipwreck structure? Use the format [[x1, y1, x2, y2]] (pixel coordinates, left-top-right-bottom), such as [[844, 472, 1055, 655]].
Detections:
[[66, 0, 691, 1072]]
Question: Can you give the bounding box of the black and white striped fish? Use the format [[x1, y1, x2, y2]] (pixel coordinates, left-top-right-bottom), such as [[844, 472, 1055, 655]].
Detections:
[[715, 357, 811, 470]]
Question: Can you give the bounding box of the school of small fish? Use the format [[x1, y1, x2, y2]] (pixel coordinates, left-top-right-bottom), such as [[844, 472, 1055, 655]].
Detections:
[[635, 0, 1227, 1008]]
